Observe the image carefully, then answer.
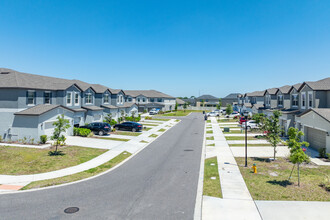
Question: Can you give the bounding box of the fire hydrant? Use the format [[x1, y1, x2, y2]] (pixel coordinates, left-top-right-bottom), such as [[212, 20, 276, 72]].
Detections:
[[252, 163, 257, 174]]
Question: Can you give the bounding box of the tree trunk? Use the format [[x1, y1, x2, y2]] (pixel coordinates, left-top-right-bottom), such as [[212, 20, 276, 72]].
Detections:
[[273, 145, 276, 161], [298, 163, 300, 187], [288, 164, 295, 180]]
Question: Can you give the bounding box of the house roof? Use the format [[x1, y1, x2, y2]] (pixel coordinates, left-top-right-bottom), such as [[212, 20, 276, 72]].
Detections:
[[265, 88, 278, 95], [82, 106, 104, 111], [197, 94, 218, 100], [288, 83, 303, 93], [71, 108, 87, 112], [91, 84, 110, 94], [124, 90, 174, 98], [298, 108, 330, 123], [14, 104, 73, 116], [108, 88, 124, 95], [300, 77, 330, 91], [246, 90, 265, 97], [223, 93, 241, 99], [252, 103, 264, 109], [277, 85, 292, 94], [101, 104, 118, 109], [176, 98, 185, 105], [121, 102, 136, 108], [244, 103, 252, 108]]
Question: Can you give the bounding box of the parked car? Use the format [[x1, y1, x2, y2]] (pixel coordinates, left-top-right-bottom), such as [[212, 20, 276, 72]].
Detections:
[[207, 111, 218, 117], [239, 117, 247, 125], [80, 122, 111, 136], [225, 112, 240, 118], [114, 122, 143, 132], [241, 120, 259, 130], [149, 108, 159, 115], [214, 109, 222, 114]]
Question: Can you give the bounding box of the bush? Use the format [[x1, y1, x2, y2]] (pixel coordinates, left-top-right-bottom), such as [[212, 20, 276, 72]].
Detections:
[[143, 109, 147, 113], [110, 119, 117, 126], [73, 127, 92, 137], [40, 135, 48, 144], [319, 148, 327, 158], [145, 116, 152, 120]]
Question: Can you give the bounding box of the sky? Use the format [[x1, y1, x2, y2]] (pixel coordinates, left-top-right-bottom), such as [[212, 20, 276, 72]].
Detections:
[[0, 0, 330, 98]]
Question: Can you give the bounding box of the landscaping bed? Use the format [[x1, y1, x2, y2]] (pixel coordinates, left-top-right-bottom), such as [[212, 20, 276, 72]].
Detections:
[[203, 157, 222, 198], [225, 136, 258, 141], [0, 146, 107, 175], [235, 157, 330, 201], [21, 151, 131, 190], [110, 131, 141, 136]]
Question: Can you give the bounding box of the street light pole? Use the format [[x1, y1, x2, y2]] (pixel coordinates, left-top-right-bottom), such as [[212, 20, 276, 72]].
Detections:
[[244, 113, 248, 167]]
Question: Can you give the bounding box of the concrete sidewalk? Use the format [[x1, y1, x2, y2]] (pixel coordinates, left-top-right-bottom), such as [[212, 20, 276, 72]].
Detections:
[[202, 117, 262, 220], [0, 119, 179, 187]]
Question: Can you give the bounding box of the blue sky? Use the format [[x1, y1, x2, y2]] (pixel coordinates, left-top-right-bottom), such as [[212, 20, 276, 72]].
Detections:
[[0, 0, 329, 98]]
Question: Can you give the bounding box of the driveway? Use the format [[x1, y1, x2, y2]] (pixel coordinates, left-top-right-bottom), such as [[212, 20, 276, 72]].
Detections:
[[0, 113, 205, 220]]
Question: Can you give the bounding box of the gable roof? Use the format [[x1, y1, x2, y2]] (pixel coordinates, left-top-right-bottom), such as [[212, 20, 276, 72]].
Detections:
[[91, 84, 111, 94], [176, 98, 185, 105], [14, 104, 73, 116], [288, 83, 303, 93], [124, 90, 174, 98], [109, 88, 125, 95], [299, 77, 330, 91], [252, 103, 264, 109], [223, 93, 241, 99], [246, 90, 265, 97], [276, 85, 292, 94], [197, 94, 218, 100], [298, 108, 330, 123]]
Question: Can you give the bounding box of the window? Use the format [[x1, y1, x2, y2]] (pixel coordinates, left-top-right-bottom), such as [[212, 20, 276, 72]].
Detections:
[[301, 93, 306, 108], [157, 98, 162, 102], [85, 93, 93, 104], [67, 92, 72, 105], [44, 91, 51, 104], [150, 98, 155, 102], [74, 92, 80, 105], [278, 95, 283, 106], [27, 90, 35, 105], [104, 94, 109, 104], [120, 95, 123, 104], [137, 98, 141, 102], [292, 94, 298, 106], [143, 98, 146, 102], [308, 92, 313, 108]]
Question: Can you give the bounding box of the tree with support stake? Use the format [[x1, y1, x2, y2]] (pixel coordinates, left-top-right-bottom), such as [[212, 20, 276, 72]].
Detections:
[[263, 110, 282, 161], [50, 114, 70, 156], [287, 127, 310, 187]]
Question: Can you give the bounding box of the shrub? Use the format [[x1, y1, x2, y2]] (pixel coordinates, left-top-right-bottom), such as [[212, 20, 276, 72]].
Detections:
[[40, 135, 48, 144], [143, 109, 147, 113], [0, 135, 2, 142], [145, 116, 152, 120], [110, 119, 117, 126], [73, 127, 92, 137], [319, 148, 327, 158]]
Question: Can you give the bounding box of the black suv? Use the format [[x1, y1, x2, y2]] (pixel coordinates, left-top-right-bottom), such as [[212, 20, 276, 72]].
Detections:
[[114, 122, 143, 132], [80, 122, 111, 136]]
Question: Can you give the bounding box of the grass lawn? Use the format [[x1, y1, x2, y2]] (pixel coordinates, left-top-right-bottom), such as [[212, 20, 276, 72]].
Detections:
[[158, 128, 166, 132], [206, 130, 213, 134], [175, 119, 180, 122], [207, 143, 215, 146], [0, 146, 107, 175], [157, 111, 190, 116], [147, 118, 170, 121], [203, 157, 222, 198], [141, 123, 158, 126], [21, 151, 131, 190], [98, 137, 130, 142], [236, 157, 330, 201], [207, 120, 211, 123], [225, 136, 257, 141], [110, 131, 141, 136], [140, 140, 149, 143], [144, 127, 152, 131], [149, 134, 158, 138], [229, 144, 272, 147], [218, 119, 238, 123], [223, 130, 244, 134], [206, 136, 214, 140]]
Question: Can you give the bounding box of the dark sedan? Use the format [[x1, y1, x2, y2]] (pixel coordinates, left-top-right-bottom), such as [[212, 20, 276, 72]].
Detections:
[[80, 122, 111, 136], [114, 122, 143, 132]]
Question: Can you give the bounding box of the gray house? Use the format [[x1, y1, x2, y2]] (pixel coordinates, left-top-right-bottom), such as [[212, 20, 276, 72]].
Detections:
[[0, 68, 137, 142]]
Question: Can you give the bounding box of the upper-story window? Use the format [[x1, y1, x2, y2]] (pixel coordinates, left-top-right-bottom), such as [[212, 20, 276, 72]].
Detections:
[[150, 98, 155, 102], [44, 91, 51, 104], [85, 93, 93, 104], [252, 97, 256, 103], [27, 90, 36, 105], [66, 92, 72, 105], [142, 98, 146, 102], [127, 97, 132, 102], [117, 95, 123, 104], [265, 95, 270, 105], [104, 94, 109, 104], [292, 94, 298, 106], [74, 92, 80, 105], [137, 98, 140, 102], [157, 98, 162, 102], [308, 92, 313, 108], [278, 95, 283, 106], [301, 93, 306, 108]]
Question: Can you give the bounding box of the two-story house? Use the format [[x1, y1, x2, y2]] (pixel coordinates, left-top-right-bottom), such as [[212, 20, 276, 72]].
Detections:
[[196, 95, 219, 108]]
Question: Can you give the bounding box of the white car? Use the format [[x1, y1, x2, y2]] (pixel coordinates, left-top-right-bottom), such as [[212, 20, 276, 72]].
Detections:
[[241, 120, 259, 130], [225, 112, 240, 118], [207, 111, 218, 117]]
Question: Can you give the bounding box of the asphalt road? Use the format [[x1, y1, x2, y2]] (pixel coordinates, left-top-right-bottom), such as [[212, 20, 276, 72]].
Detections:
[[0, 113, 205, 220]]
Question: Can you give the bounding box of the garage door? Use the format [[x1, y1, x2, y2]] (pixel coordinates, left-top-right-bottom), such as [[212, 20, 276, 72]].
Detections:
[[306, 127, 326, 150]]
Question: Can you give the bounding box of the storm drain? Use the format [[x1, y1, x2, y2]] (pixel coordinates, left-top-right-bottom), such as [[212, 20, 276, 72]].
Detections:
[[184, 149, 194, 152], [64, 207, 79, 214]]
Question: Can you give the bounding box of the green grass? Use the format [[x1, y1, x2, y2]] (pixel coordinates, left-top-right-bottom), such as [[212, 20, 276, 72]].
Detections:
[[0, 146, 107, 175], [225, 136, 258, 141], [98, 137, 130, 142], [149, 134, 158, 138], [223, 130, 244, 134], [207, 143, 215, 146], [144, 127, 152, 131], [157, 111, 190, 116], [207, 120, 211, 123], [203, 157, 222, 198], [236, 157, 330, 201], [229, 144, 272, 147], [141, 123, 158, 126], [158, 128, 166, 132], [21, 151, 132, 190], [111, 131, 141, 136], [206, 130, 213, 134], [140, 140, 149, 143], [206, 136, 214, 140], [218, 119, 238, 122], [147, 118, 170, 121]]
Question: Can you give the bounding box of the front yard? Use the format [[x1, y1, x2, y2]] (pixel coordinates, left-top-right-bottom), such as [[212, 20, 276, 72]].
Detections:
[[236, 157, 330, 201], [0, 146, 107, 175]]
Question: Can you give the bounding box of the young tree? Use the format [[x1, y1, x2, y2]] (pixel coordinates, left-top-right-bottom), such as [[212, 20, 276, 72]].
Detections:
[[175, 102, 178, 111], [225, 104, 233, 115], [50, 114, 70, 154], [201, 99, 205, 108], [104, 113, 112, 124], [183, 102, 188, 112], [217, 98, 222, 110], [263, 110, 282, 160]]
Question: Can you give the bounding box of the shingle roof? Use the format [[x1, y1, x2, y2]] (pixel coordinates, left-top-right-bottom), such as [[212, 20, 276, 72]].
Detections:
[[298, 108, 330, 123], [101, 104, 118, 109], [277, 85, 292, 94], [302, 77, 330, 91], [252, 103, 264, 109], [71, 108, 87, 112], [266, 88, 278, 95], [244, 103, 252, 108], [223, 93, 241, 99], [14, 104, 73, 116], [293, 83, 302, 90], [109, 88, 124, 95], [91, 84, 110, 94], [246, 90, 265, 97], [82, 106, 104, 111], [121, 103, 136, 108], [124, 90, 174, 98], [197, 94, 218, 100], [176, 98, 185, 105]]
